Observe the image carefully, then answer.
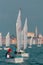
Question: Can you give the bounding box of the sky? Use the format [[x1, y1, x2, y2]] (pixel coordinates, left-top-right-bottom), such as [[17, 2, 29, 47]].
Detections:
[[0, 0, 43, 36]]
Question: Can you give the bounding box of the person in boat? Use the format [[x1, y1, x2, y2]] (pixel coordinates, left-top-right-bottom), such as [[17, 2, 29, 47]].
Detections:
[[5, 48, 14, 58]]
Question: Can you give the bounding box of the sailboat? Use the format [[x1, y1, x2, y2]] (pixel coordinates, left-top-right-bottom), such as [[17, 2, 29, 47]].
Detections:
[[0, 33, 2, 50], [16, 9, 24, 63], [37, 34, 42, 47], [5, 32, 10, 47], [32, 38, 36, 45], [4, 32, 10, 50], [37, 38, 41, 47], [21, 18, 29, 57], [3, 9, 23, 63], [35, 26, 38, 37], [28, 37, 33, 48], [35, 26, 39, 47]]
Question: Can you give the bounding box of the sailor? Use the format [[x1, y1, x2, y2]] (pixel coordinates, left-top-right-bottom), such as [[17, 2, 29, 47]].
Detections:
[[7, 53, 10, 58], [5, 48, 14, 58]]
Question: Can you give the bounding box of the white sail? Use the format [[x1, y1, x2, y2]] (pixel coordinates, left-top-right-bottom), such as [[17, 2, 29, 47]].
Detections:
[[5, 32, 10, 47], [16, 9, 22, 52], [0, 33, 2, 47], [35, 26, 38, 37], [35, 26, 38, 45], [28, 37, 33, 48], [37, 34, 42, 47], [37, 38, 41, 47], [33, 39, 36, 45], [30, 37, 33, 45], [23, 18, 28, 50], [21, 30, 24, 49]]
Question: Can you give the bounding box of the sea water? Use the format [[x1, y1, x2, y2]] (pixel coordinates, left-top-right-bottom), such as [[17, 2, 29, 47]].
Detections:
[[0, 44, 43, 65]]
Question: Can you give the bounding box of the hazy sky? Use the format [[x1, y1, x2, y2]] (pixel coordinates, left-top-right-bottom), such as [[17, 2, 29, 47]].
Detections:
[[0, 0, 43, 36]]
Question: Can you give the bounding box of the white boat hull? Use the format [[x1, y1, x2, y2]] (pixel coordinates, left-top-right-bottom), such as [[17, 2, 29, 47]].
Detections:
[[4, 47, 10, 50], [15, 57, 24, 63], [20, 50, 24, 53], [21, 53, 29, 57], [5, 57, 24, 63]]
